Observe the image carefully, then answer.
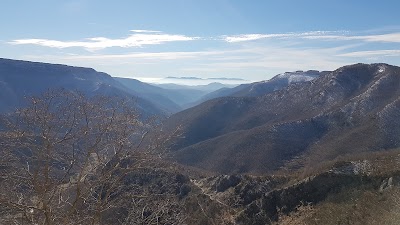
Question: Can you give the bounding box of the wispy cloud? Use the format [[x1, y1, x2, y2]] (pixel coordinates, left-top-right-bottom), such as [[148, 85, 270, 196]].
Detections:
[[222, 31, 341, 42], [9, 30, 198, 50], [303, 32, 400, 43], [338, 49, 400, 57], [223, 34, 289, 42], [22, 43, 352, 78], [9, 30, 400, 52], [222, 31, 400, 43], [130, 29, 161, 33], [8, 29, 400, 80], [359, 33, 400, 42], [59, 51, 225, 61]]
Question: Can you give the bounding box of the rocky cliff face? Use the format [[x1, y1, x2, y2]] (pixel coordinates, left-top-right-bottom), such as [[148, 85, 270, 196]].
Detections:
[[189, 152, 400, 224]]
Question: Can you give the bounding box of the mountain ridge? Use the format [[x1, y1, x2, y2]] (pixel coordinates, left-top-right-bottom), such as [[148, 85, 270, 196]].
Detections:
[[193, 70, 327, 107], [165, 63, 400, 173], [0, 58, 166, 116]]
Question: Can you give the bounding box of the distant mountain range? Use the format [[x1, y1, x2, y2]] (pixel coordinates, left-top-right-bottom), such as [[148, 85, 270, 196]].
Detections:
[[116, 79, 236, 110], [165, 76, 246, 81], [154, 76, 249, 86], [0, 57, 332, 118], [165, 63, 400, 174], [0, 58, 245, 115], [154, 82, 235, 92]]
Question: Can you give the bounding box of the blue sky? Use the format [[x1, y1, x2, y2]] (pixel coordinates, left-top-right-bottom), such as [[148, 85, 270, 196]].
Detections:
[[1, 0, 400, 83]]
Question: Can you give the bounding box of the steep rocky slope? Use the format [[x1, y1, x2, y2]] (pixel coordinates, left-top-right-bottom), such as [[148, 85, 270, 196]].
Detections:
[[189, 150, 400, 224], [166, 63, 400, 173]]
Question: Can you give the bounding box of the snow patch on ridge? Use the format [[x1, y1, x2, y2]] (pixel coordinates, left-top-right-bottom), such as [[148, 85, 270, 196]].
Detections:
[[277, 71, 319, 84], [378, 65, 386, 73]]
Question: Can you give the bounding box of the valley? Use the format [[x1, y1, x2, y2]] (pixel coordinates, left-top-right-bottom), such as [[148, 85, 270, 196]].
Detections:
[[1, 58, 400, 224]]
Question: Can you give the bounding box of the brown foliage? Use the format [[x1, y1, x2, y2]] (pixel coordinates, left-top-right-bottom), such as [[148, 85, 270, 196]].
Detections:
[[0, 90, 181, 225]]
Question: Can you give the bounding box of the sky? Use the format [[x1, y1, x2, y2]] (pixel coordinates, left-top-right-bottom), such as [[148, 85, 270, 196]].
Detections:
[[1, 0, 400, 83]]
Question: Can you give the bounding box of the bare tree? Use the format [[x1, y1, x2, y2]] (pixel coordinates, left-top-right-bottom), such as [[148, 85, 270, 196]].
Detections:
[[0, 90, 182, 225]]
